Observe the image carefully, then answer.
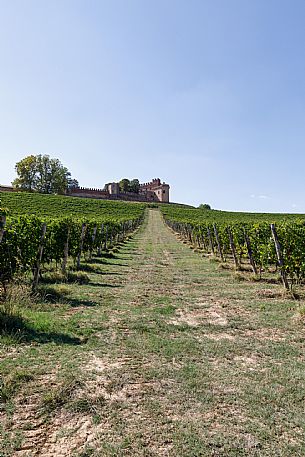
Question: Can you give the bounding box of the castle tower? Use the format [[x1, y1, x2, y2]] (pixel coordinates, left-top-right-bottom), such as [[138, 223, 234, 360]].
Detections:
[[139, 178, 170, 203], [108, 182, 120, 195]]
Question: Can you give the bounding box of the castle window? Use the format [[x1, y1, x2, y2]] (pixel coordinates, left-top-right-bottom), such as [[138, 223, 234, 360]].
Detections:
[[163, 190, 165, 194]]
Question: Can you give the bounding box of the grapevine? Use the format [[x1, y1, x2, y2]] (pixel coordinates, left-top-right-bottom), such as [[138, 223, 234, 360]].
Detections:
[[161, 205, 305, 289]]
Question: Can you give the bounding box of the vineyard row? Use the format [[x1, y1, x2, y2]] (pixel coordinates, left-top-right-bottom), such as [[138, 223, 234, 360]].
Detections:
[[163, 216, 305, 290], [0, 212, 144, 292]]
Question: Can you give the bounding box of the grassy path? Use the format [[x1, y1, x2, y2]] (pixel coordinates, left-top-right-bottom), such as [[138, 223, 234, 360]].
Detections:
[[1, 209, 305, 456]]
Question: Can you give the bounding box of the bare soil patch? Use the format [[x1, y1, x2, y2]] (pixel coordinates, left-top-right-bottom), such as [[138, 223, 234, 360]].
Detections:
[[169, 301, 229, 328]]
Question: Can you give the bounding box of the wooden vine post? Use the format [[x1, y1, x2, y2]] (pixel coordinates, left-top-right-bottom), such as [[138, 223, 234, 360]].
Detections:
[[97, 224, 104, 256], [227, 227, 239, 268], [76, 223, 86, 270], [196, 234, 201, 249], [89, 226, 97, 260], [61, 227, 70, 274], [0, 214, 6, 243], [188, 225, 192, 243], [32, 223, 47, 291], [184, 225, 188, 242], [207, 227, 215, 255], [104, 225, 108, 250], [213, 224, 224, 261], [121, 222, 125, 242], [201, 234, 208, 252], [270, 224, 289, 290], [243, 228, 257, 275]]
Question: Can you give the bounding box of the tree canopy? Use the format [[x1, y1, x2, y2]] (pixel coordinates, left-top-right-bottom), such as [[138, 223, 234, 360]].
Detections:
[[119, 178, 130, 192], [12, 154, 78, 194], [119, 178, 140, 194], [129, 179, 140, 193], [198, 203, 212, 210]]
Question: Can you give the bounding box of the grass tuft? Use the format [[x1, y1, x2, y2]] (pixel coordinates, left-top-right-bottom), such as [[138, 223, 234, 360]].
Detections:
[[43, 270, 90, 285], [0, 283, 31, 334], [209, 256, 221, 263], [0, 369, 34, 403], [41, 375, 82, 413], [37, 284, 71, 303], [234, 272, 248, 282], [67, 395, 105, 414]]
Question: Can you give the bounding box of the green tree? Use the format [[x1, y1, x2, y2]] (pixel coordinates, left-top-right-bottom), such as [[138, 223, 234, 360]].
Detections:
[[12, 155, 37, 191], [198, 203, 212, 210], [67, 178, 79, 190], [129, 179, 140, 193], [119, 178, 130, 192], [12, 154, 77, 194]]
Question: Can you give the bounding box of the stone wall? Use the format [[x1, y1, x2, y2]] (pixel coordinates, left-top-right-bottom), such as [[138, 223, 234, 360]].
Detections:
[[69, 187, 109, 199], [69, 187, 159, 202], [0, 178, 170, 203], [0, 185, 16, 192]]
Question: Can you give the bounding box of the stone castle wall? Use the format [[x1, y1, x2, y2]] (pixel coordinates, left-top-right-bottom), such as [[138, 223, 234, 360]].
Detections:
[[69, 187, 160, 202], [0, 178, 170, 203], [0, 185, 16, 193], [70, 178, 170, 203], [68, 187, 109, 199]]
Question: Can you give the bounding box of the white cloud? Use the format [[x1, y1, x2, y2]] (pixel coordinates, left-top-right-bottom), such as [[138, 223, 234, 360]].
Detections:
[[258, 195, 269, 199], [250, 194, 270, 200]]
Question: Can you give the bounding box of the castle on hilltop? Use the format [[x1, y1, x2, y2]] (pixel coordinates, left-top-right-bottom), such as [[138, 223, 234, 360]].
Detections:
[[68, 178, 170, 203], [0, 178, 170, 203]]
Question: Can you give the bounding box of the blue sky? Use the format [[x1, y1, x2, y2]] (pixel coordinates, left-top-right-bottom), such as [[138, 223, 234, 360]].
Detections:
[[1, 0, 305, 211]]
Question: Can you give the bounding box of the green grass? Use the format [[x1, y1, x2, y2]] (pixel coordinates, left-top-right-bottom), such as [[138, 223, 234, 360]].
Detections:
[[0, 369, 34, 403], [41, 374, 82, 413], [0, 210, 305, 456]]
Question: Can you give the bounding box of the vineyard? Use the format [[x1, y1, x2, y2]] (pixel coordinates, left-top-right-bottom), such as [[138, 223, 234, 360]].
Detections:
[[0, 191, 146, 219], [0, 192, 145, 293], [1, 195, 305, 455], [2, 190, 305, 293], [160, 206, 305, 290]]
